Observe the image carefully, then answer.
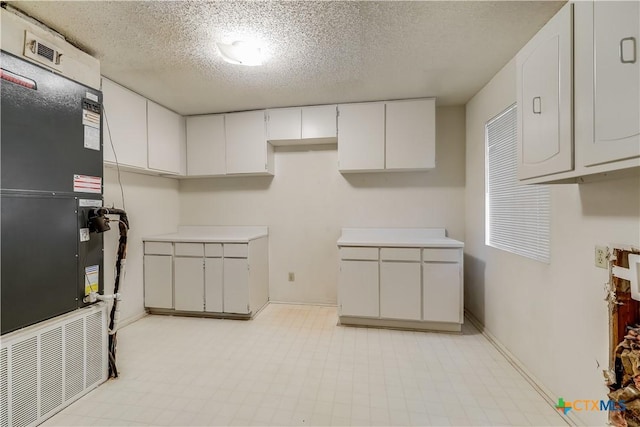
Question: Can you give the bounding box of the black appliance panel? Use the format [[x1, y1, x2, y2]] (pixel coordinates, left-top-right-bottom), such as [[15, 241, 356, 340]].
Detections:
[[1, 194, 78, 335], [0, 50, 103, 195]]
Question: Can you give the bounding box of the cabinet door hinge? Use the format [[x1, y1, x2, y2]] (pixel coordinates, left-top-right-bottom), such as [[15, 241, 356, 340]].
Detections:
[[247, 304, 250, 312]]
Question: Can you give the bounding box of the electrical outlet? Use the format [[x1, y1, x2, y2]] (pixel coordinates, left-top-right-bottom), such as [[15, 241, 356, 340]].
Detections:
[[595, 246, 608, 269], [288, 272, 295, 282]]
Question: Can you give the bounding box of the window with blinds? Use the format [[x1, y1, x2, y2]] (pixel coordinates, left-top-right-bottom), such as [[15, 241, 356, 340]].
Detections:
[[485, 104, 551, 263]]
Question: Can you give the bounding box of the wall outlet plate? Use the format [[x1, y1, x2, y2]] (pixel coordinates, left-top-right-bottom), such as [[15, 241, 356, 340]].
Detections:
[[595, 246, 608, 269]]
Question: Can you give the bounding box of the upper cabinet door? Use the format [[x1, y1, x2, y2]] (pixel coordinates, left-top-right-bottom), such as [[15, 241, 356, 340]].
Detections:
[[385, 99, 435, 170], [516, 3, 573, 180], [225, 110, 272, 175], [147, 101, 184, 174], [583, 1, 639, 166], [267, 108, 301, 141], [186, 115, 226, 176], [101, 78, 148, 169], [337, 102, 385, 171], [302, 105, 337, 139]]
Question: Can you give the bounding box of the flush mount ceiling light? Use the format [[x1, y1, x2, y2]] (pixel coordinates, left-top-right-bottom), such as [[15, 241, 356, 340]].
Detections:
[[216, 41, 262, 66]]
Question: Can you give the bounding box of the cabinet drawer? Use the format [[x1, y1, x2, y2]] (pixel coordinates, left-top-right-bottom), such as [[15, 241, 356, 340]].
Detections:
[[144, 241, 173, 255], [380, 248, 420, 262], [205, 243, 223, 257], [423, 248, 461, 263], [339, 247, 379, 261], [175, 243, 204, 257], [224, 243, 248, 258]]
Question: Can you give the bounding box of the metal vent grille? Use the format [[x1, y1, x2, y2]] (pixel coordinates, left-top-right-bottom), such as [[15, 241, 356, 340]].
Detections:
[[36, 42, 55, 62], [1, 348, 8, 427], [64, 319, 84, 401], [11, 338, 37, 427], [23, 31, 63, 73], [85, 312, 102, 388], [1, 304, 106, 427], [40, 328, 63, 417]]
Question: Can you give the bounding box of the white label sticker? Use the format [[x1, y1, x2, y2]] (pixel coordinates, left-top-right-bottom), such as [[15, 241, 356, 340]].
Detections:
[[86, 92, 98, 102], [84, 125, 100, 151], [79, 199, 103, 207], [82, 110, 100, 129], [73, 174, 102, 194], [79, 228, 90, 242], [85, 265, 99, 296]]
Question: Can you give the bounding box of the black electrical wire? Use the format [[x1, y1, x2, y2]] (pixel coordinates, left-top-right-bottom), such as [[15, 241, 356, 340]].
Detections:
[[95, 207, 129, 378]]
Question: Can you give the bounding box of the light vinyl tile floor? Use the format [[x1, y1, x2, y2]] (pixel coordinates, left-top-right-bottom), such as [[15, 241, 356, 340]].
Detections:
[[43, 304, 569, 426]]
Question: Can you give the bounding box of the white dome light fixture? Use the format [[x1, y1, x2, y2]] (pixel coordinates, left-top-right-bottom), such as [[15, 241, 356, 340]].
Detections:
[[216, 41, 263, 66]]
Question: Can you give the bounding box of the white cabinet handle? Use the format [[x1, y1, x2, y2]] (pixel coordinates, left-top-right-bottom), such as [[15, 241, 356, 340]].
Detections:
[[532, 96, 542, 114], [620, 37, 637, 64]]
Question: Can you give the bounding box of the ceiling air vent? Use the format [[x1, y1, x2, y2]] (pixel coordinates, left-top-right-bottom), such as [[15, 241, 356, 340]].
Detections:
[[23, 31, 64, 72]]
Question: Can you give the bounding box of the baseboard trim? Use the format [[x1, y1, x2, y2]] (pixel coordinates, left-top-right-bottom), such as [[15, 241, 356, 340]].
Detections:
[[118, 311, 147, 330], [464, 309, 580, 427], [268, 300, 338, 307]]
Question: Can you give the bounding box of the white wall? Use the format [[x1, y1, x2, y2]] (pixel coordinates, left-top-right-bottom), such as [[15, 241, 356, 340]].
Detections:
[[465, 59, 640, 426], [102, 167, 180, 325], [179, 107, 466, 304]]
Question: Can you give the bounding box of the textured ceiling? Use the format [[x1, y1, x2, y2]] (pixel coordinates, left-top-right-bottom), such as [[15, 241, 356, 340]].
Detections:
[[8, 1, 565, 115]]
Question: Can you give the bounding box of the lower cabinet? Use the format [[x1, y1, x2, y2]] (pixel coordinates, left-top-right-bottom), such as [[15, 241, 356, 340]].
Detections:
[[143, 255, 173, 309], [422, 248, 463, 323], [338, 260, 379, 318], [205, 257, 223, 312], [223, 257, 250, 314], [143, 238, 268, 318], [174, 257, 204, 312], [423, 263, 461, 323], [380, 261, 421, 320], [338, 245, 463, 332]]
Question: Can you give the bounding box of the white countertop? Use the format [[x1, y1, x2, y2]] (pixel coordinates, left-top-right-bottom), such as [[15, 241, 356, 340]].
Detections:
[[143, 226, 268, 243], [337, 228, 464, 248]]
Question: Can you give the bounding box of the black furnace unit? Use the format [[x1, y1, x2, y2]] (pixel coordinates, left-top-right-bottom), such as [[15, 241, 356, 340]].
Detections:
[[1, 50, 104, 335]]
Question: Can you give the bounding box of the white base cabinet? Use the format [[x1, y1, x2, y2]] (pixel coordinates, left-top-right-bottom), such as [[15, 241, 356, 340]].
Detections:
[[143, 232, 269, 319], [205, 257, 223, 313], [423, 262, 462, 323], [223, 257, 250, 314], [337, 228, 464, 333], [338, 260, 380, 318], [174, 257, 204, 312], [380, 261, 421, 320], [143, 254, 173, 309]]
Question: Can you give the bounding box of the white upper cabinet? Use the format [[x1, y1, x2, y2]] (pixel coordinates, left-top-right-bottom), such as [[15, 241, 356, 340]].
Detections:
[[225, 110, 274, 175], [301, 105, 337, 139], [101, 78, 148, 170], [338, 99, 436, 172], [186, 114, 226, 176], [516, 3, 573, 180], [337, 102, 385, 171], [579, 1, 640, 167], [267, 104, 337, 145], [267, 108, 301, 141], [147, 100, 185, 175], [386, 99, 436, 170]]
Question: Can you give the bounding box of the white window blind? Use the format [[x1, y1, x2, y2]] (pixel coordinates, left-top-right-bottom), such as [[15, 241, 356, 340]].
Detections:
[[485, 104, 550, 263]]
